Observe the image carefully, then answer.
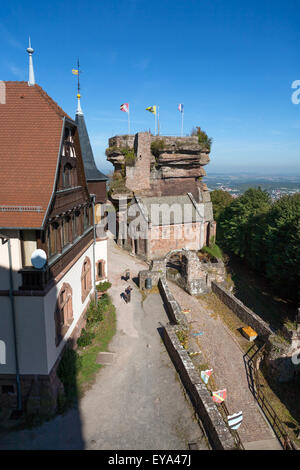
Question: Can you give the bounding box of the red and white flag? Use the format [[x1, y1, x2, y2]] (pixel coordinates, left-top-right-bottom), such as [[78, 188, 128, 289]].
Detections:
[[120, 103, 129, 113], [201, 369, 213, 385], [178, 103, 184, 113], [212, 389, 227, 404]]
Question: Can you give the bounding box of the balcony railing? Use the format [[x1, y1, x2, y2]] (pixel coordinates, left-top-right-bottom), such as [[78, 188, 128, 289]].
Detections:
[[19, 229, 93, 292]]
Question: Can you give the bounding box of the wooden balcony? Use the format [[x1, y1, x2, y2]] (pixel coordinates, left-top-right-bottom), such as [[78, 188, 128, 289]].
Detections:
[[19, 229, 93, 292]]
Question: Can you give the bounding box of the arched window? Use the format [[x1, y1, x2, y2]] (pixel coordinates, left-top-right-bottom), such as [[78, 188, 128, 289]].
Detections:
[[83, 206, 89, 230], [63, 163, 72, 188], [81, 256, 92, 302], [96, 259, 106, 281], [55, 283, 73, 346]]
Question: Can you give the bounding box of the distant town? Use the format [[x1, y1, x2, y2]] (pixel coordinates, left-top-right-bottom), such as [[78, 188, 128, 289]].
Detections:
[[204, 174, 300, 200]]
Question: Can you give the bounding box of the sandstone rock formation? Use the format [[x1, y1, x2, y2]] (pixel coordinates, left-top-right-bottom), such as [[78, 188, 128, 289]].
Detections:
[[106, 133, 211, 201]]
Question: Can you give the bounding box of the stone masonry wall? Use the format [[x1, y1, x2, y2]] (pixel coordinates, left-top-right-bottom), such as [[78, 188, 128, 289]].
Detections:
[[211, 282, 273, 339], [125, 133, 151, 192], [158, 277, 188, 326], [149, 222, 203, 259], [163, 324, 236, 450]]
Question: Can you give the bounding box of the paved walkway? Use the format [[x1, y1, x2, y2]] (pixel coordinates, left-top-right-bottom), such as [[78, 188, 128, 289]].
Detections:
[[0, 237, 208, 450], [168, 282, 282, 450]]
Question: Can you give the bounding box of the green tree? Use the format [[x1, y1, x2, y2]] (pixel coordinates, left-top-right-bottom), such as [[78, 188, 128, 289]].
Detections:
[[190, 126, 212, 150], [210, 190, 233, 221], [264, 193, 300, 301], [218, 188, 271, 260]]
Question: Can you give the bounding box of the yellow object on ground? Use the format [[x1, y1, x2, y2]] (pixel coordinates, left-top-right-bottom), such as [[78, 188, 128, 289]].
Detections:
[[182, 309, 191, 314], [242, 326, 258, 341]]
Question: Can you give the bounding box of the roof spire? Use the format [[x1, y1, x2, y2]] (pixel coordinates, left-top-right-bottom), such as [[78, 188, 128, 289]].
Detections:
[[74, 58, 83, 115], [26, 37, 35, 86]]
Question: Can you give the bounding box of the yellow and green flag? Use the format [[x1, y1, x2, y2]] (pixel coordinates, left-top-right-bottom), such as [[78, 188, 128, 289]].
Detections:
[[146, 105, 156, 115], [72, 69, 79, 75]]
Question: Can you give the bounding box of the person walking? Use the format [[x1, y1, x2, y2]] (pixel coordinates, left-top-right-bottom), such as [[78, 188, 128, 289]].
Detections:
[[125, 286, 133, 303]]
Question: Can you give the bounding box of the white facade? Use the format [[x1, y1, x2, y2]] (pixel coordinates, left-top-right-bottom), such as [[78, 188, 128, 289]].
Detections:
[[0, 234, 107, 376]]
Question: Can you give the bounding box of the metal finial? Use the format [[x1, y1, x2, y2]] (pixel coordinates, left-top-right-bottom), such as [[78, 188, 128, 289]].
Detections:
[[27, 37, 35, 86], [75, 58, 83, 115]]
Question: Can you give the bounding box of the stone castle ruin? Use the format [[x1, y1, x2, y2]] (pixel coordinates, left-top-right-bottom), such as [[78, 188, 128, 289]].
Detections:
[[107, 132, 218, 261], [106, 131, 225, 292], [107, 132, 211, 200]]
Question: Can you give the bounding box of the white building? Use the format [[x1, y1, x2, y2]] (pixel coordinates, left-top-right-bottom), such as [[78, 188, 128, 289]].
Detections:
[[0, 45, 108, 413]]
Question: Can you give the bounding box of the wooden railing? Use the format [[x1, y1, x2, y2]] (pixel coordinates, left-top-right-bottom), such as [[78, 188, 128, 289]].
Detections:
[[244, 344, 297, 450]]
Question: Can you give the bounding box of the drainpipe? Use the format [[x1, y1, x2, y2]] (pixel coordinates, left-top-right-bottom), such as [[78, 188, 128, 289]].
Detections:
[[91, 195, 97, 301], [7, 238, 22, 410]]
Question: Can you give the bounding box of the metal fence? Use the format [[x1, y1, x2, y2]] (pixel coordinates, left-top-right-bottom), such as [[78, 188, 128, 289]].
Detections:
[[244, 344, 297, 450]]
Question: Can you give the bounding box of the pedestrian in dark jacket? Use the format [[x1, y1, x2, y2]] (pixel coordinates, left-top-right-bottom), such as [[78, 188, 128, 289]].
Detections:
[[125, 286, 133, 303]]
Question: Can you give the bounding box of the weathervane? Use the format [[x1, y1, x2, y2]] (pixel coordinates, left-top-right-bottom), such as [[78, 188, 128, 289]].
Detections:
[[72, 59, 83, 115]]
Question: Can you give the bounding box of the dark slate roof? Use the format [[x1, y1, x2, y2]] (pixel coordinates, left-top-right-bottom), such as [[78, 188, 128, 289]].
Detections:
[[75, 113, 108, 182]]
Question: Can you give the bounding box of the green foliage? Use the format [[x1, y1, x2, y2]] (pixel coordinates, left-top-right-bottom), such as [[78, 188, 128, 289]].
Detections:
[[121, 148, 135, 166], [86, 299, 104, 325], [77, 328, 95, 348], [176, 329, 189, 349], [201, 243, 223, 260], [210, 190, 233, 221], [96, 281, 112, 292], [263, 194, 300, 300], [216, 189, 299, 302], [77, 299, 117, 391], [218, 187, 271, 259], [151, 139, 165, 159], [57, 347, 82, 408], [190, 126, 212, 150], [56, 295, 117, 414]]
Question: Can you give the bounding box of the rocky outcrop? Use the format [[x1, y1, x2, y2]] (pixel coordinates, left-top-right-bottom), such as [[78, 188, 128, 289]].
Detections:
[[107, 133, 211, 201]]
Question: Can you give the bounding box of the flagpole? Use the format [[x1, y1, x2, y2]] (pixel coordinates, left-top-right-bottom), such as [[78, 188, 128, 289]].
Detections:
[[157, 106, 160, 136], [155, 106, 157, 136], [181, 109, 184, 137], [128, 106, 130, 134]]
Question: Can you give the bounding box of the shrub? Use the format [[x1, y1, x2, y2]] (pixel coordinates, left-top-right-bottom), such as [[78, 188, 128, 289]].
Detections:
[[57, 347, 82, 407], [201, 243, 223, 260], [77, 328, 95, 348], [151, 139, 165, 159], [190, 126, 212, 150], [98, 293, 110, 308], [96, 281, 112, 292], [122, 148, 135, 166], [86, 300, 104, 324]]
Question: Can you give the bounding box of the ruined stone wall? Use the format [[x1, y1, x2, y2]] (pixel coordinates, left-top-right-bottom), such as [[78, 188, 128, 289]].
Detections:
[[125, 133, 151, 192], [162, 325, 236, 450], [108, 134, 135, 149], [211, 282, 273, 339], [149, 222, 204, 259]]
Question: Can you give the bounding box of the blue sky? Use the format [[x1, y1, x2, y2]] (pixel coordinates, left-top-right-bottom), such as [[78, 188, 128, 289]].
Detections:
[[1, 0, 300, 175]]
